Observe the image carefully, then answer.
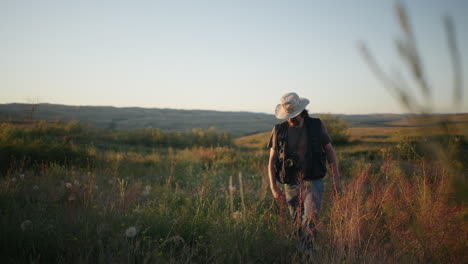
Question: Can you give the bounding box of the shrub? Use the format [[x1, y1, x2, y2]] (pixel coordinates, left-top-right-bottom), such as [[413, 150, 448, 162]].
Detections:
[[316, 114, 350, 145]]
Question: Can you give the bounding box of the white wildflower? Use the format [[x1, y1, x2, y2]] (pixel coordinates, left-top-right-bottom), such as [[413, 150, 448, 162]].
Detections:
[[32, 185, 39, 191], [141, 185, 152, 197], [73, 180, 80, 186], [125, 226, 137, 238], [19, 174, 25, 180], [65, 182, 73, 189], [167, 235, 185, 245], [20, 220, 32, 231], [68, 194, 77, 201], [232, 211, 241, 220]]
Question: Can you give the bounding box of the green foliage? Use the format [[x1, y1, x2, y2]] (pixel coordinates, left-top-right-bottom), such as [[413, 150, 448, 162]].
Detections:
[[0, 118, 466, 263], [392, 134, 467, 161], [0, 122, 93, 173], [0, 121, 233, 174], [104, 126, 232, 149], [316, 114, 350, 145]]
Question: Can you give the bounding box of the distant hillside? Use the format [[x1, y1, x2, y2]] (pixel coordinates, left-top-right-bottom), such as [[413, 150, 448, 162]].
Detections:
[[0, 103, 278, 137], [1, 103, 466, 137]]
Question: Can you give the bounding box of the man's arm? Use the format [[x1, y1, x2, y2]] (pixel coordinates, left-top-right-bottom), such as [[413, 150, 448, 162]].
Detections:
[[324, 143, 342, 194], [268, 147, 283, 200]]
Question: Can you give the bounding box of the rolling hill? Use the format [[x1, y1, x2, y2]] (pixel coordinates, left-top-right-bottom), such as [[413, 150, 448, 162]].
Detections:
[[1, 103, 466, 137]]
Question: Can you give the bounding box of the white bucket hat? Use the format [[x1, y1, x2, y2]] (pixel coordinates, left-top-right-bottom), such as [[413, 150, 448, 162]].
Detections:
[[275, 92, 310, 119]]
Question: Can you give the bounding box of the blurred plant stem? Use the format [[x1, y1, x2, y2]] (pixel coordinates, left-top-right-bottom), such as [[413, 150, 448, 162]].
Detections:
[[359, 2, 464, 115]]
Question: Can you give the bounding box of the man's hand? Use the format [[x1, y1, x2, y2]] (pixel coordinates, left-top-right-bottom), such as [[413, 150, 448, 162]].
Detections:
[[324, 143, 342, 197], [333, 181, 342, 196], [271, 185, 284, 201], [268, 147, 285, 201]]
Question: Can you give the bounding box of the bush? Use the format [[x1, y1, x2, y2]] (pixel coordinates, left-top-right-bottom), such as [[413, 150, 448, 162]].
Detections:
[[316, 114, 350, 145], [0, 121, 234, 173]]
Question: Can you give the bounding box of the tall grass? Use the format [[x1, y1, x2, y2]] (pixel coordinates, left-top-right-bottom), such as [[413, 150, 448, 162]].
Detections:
[[1, 125, 466, 263], [1, 3, 467, 263]]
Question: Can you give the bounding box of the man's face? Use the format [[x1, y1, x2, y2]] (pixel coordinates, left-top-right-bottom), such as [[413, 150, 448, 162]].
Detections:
[[287, 115, 302, 127]]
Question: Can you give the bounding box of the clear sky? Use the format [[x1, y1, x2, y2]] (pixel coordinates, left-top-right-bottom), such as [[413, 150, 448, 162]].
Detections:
[[1, 0, 467, 114]]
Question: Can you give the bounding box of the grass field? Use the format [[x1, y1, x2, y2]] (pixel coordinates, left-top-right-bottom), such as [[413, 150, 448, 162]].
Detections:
[[1, 117, 467, 263]]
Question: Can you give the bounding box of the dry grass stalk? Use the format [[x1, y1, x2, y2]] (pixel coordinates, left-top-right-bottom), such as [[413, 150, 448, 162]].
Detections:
[[229, 175, 235, 215], [444, 16, 463, 109], [117, 178, 128, 212], [166, 147, 177, 185], [238, 172, 246, 218], [83, 171, 96, 208], [360, 2, 464, 115]]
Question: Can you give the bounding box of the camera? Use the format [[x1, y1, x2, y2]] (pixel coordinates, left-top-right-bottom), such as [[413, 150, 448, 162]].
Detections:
[[285, 153, 300, 170], [285, 158, 295, 168]]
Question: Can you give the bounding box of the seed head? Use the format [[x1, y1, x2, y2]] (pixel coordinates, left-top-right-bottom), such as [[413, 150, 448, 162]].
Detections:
[[232, 211, 241, 219], [20, 220, 32, 231], [126, 226, 137, 238], [68, 194, 77, 201], [167, 235, 185, 245]]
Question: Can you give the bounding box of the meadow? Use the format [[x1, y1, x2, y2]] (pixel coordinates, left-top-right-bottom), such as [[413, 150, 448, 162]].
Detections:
[[0, 117, 467, 263]]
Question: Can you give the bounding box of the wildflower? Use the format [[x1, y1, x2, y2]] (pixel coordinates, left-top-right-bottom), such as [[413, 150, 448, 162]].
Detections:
[[94, 185, 99, 190], [20, 220, 32, 231], [141, 185, 151, 197], [125, 226, 137, 238], [32, 185, 39, 191], [65, 182, 73, 189], [167, 235, 185, 245], [68, 194, 77, 201], [19, 174, 25, 180], [11, 178, 17, 183], [232, 211, 241, 220], [73, 180, 80, 186]]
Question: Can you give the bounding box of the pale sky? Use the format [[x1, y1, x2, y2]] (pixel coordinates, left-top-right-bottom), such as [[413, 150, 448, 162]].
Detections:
[[1, 0, 467, 114]]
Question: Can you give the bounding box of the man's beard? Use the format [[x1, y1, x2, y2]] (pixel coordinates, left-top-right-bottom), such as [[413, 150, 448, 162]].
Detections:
[[288, 117, 300, 127]]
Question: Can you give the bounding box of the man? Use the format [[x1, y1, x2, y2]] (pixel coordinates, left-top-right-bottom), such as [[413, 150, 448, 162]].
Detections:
[[267, 92, 341, 250]]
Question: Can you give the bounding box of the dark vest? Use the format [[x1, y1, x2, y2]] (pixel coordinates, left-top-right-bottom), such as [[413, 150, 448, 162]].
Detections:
[[273, 117, 327, 184]]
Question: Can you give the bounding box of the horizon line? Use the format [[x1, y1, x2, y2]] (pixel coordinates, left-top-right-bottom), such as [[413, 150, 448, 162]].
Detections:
[[1, 102, 467, 116]]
